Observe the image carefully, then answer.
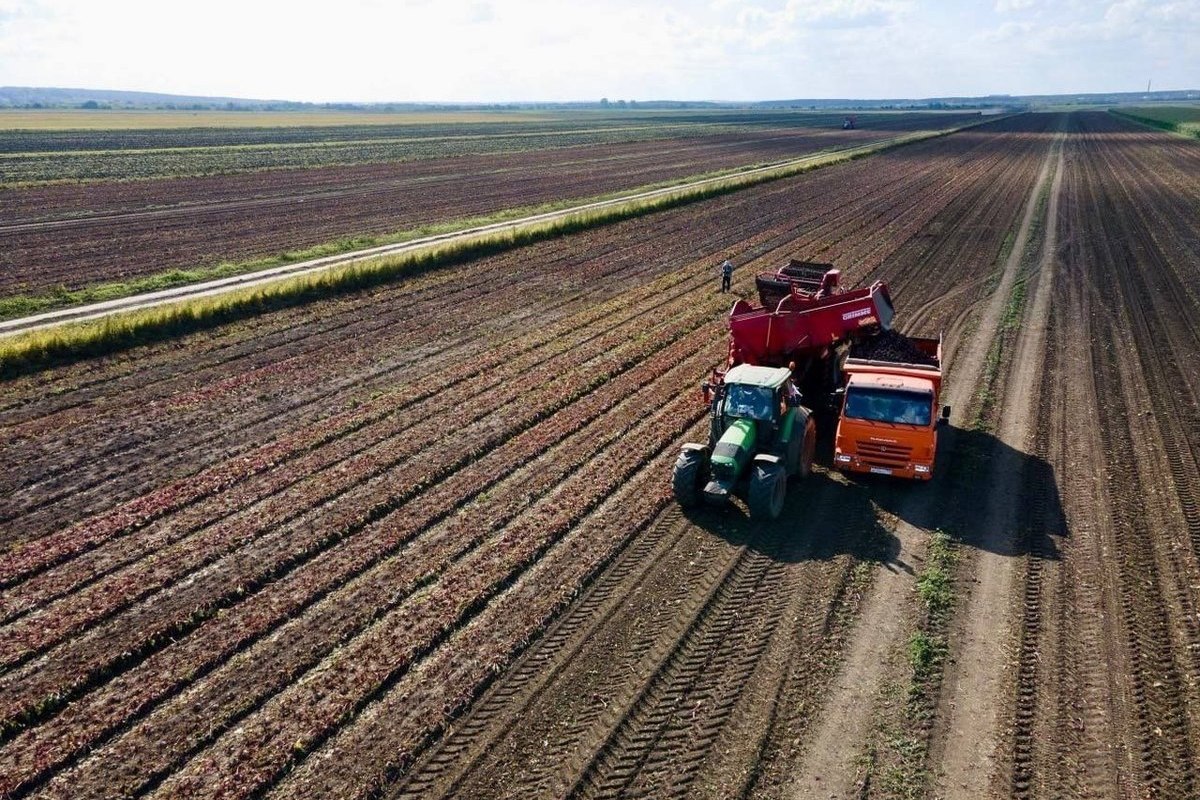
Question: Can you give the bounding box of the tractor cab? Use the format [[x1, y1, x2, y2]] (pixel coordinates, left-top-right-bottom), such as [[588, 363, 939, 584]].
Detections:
[[674, 364, 816, 520], [714, 364, 793, 447]]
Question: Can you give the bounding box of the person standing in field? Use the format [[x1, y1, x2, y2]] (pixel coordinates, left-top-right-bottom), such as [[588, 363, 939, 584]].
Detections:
[[720, 258, 733, 293]]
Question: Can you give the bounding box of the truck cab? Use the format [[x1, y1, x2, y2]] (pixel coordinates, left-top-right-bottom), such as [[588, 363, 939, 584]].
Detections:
[[832, 334, 948, 480]]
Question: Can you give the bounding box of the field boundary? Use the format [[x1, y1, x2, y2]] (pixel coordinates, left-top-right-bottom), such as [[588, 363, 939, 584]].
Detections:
[[0, 114, 1012, 376]]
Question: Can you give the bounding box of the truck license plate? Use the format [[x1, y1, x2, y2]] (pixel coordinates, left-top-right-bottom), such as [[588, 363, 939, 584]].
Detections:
[[869, 467, 893, 475]]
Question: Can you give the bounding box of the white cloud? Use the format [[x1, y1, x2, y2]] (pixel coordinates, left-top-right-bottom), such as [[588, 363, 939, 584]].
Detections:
[[0, 0, 1195, 102]]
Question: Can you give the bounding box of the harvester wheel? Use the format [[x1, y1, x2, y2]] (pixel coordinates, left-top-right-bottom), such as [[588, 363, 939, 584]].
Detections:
[[672, 448, 708, 508], [786, 410, 817, 479], [749, 463, 786, 520], [796, 414, 817, 479]]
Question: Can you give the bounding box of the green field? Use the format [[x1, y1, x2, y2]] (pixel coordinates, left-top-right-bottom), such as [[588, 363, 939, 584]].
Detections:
[[1110, 105, 1200, 138]]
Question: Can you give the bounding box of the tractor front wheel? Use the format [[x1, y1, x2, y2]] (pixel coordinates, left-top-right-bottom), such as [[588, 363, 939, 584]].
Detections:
[[748, 463, 787, 520], [672, 448, 708, 508]]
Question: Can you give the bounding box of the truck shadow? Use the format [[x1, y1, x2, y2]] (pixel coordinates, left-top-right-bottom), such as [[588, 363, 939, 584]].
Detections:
[[678, 423, 1066, 567], [826, 424, 1067, 561]]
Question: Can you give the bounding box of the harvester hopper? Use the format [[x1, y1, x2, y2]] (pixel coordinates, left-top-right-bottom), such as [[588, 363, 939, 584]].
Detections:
[[728, 260, 895, 370]]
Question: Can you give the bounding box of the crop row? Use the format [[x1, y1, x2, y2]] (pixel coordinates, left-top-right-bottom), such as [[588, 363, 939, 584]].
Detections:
[[139, 368, 707, 800], [0, 232, 710, 540], [11, 327, 717, 798], [0, 279, 722, 700], [0, 267, 709, 624], [0, 294, 717, 727]]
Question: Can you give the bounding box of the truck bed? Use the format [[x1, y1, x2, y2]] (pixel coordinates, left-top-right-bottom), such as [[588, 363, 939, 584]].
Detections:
[[844, 331, 942, 395], [847, 329, 939, 367]]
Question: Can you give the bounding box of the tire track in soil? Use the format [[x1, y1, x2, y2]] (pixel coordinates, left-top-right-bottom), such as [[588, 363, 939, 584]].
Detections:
[[387, 507, 704, 800], [993, 120, 1131, 800], [388, 473, 878, 800], [932, 140, 1065, 799], [784, 121, 1065, 800], [993, 112, 1200, 800], [1051, 275, 1135, 800]]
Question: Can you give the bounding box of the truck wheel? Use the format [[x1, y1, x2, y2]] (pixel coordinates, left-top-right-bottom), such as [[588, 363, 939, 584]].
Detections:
[[672, 449, 708, 508], [748, 463, 786, 520]]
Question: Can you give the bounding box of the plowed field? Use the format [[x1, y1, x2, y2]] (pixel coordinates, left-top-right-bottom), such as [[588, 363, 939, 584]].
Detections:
[[0, 112, 977, 296], [3, 110, 1199, 800]]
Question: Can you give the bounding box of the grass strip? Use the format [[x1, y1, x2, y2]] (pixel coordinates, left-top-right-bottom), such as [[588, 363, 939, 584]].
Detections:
[[872, 529, 959, 799], [0, 118, 1009, 378], [971, 166, 1051, 431]]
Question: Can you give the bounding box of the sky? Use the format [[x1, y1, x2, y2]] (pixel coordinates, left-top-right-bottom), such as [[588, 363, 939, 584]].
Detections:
[[0, 0, 1197, 102]]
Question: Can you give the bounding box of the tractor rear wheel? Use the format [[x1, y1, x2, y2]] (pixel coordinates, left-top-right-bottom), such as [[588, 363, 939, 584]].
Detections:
[[672, 448, 708, 508], [748, 463, 786, 520]]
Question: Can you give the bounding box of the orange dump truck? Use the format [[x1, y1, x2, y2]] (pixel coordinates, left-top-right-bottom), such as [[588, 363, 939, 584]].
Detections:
[[832, 331, 950, 480]]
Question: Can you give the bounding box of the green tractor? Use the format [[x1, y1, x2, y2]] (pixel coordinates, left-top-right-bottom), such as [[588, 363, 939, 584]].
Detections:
[[672, 364, 817, 520]]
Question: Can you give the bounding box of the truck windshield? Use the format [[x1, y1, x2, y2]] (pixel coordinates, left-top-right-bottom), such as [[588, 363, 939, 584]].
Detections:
[[725, 384, 775, 421], [844, 387, 932, 426]]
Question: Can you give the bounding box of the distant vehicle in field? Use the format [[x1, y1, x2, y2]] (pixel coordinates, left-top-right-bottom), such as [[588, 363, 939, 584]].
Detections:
[[672, 261, 949, 519], [842, 115, 857, 130]]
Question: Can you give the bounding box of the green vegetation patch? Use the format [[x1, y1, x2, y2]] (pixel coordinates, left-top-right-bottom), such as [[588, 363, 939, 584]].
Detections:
[[863, 528, 959, 799], [1109, 106, 1200, 139]]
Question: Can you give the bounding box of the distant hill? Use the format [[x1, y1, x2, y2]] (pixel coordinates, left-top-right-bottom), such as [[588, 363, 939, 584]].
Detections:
[[752, 89, 1200, 110], [0, 87, 296, 110], [2, 86, 1197, 112]]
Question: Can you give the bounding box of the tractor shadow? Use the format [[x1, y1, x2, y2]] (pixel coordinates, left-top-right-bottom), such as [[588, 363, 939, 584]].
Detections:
[[680, 465, 904, 571], [679, 421, 1066, 569]]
